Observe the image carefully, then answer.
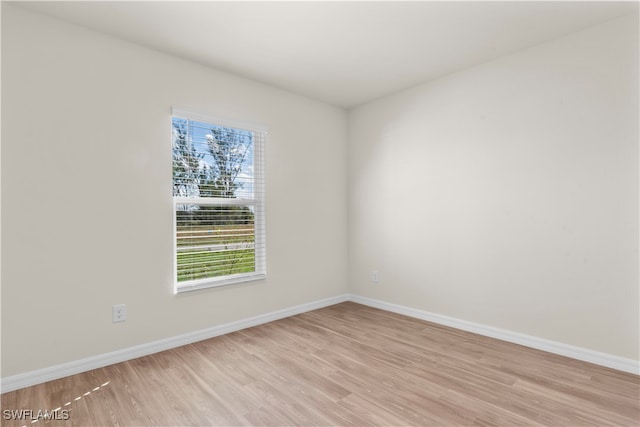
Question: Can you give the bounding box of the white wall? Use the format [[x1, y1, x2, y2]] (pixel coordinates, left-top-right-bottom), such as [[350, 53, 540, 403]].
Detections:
[[348, 14, 639, 360], [1, 5, 348, 377]]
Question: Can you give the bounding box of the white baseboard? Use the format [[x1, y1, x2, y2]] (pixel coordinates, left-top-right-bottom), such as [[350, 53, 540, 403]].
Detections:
[[349, 294, 640, 376], [0, 294, 350, 393], [2, 292, 637, 393]]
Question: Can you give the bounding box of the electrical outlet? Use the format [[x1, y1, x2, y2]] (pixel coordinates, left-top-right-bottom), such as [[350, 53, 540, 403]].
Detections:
[[112, 304, 126, 323], [372, 270, 379, 283]]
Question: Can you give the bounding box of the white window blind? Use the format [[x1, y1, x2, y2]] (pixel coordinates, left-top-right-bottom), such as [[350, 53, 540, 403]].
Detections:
[[171, 109, 266, 293]]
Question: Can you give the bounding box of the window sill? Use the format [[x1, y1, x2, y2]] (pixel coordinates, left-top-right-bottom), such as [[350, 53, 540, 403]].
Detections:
[[174, 272, 266, 294]]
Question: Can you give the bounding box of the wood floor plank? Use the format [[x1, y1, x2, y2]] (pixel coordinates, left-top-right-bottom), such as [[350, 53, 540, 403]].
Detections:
[[2, 302, 638, 426]]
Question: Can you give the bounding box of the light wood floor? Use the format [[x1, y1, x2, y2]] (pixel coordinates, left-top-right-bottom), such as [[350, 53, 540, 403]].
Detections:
[[2, 302, 638, 426]]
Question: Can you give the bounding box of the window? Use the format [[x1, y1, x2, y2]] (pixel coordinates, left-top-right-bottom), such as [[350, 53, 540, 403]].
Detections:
[[172, 109, 266, 293]]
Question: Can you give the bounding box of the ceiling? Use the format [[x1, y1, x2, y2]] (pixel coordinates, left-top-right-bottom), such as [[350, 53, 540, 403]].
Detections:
[[13, 1, 638, 108]]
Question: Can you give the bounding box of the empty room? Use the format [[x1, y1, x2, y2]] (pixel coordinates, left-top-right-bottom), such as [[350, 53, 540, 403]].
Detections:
[[1, 1, 638, 426]]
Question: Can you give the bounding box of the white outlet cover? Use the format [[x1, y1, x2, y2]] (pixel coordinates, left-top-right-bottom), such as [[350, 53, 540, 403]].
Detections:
[[112, 304, 126, 323]]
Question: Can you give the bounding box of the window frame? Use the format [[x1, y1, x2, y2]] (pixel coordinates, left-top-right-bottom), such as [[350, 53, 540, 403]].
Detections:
[[171, 108, 266, 294]]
